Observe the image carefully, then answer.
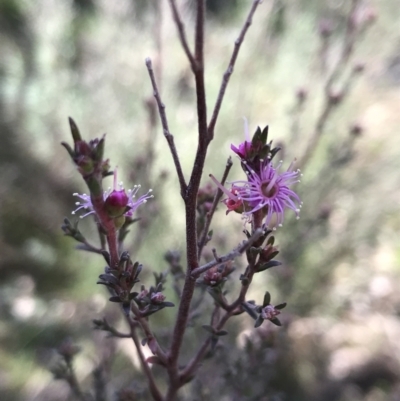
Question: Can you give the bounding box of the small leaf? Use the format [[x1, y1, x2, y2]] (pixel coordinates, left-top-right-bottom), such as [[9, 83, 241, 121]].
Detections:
[[254, 315, 264, 328], [92, 135, 105, 162], [270, 147, 281, 160], [270, 318, 282, 326], [267, 251, 280, 260], [267, 236, 275, 246], [275, 302, 287, 310], [251, 126, 262, 146], [98, 274, 119, 286], [260, 125, 269, 144], [257, 260, 282, 272], [202, 325, 215, 334], [141, 337, 148, 346], [215, 330, 228, 336], [146, 356, 165, 366], [101, 251, 111, 266], [161, 301, 175, 307], [68, 117, 82, 142], [109, 296, 121, 303], [263, 291, 271, 307], [61, 142, 75, 159]]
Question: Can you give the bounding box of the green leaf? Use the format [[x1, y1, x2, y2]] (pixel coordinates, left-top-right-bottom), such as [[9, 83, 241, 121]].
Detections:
[[263, 291, 271, 306], [257, 260, 282, 272], [161, 301, 175, 307], [92, 135, 105, 162], [202, 325, 215, 334], [254, 315, 264, 328], [68, 117, 82, 142], [275, 302, 287, 310], [260, 125, 269, 144], [270, 318, 282, 326], [61, 142, 75, 159]]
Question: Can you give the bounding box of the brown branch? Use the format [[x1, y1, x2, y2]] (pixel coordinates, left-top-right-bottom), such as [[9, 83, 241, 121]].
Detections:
[[168, 0, 197, 71], [130, 302, 168, 365], [197, 156, 233, 259], [208, 0, 262, 141], [182, 217, 265, 382], [129, 322, 163, 401], [180, 309, 231, 383], [145, 58, 187, 198], [164, 3, 209, 400], [193, 0, 208, 151], [192, 228, 264, 278]]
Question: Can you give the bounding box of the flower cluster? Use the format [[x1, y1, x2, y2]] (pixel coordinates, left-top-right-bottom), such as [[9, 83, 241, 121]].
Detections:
[[72, 169, 153, 220], [211, 123, 301, 228]]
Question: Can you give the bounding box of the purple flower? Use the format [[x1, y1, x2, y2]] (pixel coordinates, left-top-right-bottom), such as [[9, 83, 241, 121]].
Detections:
[[261, 304, 281, 320], [150, 292, 165, 304], [72, 169, 153, 219], [211, 159, 301, 228], [230, 117, 255, 159], [231, 141, 254, 160]]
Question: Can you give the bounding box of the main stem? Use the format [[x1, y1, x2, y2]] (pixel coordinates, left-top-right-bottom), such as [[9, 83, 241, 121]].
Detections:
[[166, 1, 208, 399]]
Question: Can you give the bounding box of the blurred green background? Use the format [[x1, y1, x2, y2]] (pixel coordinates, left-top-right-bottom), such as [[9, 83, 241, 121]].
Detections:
[[1, 0, 400, 400]]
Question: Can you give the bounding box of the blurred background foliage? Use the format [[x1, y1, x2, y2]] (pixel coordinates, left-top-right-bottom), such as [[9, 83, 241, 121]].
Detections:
[[1, 0, 400, 400]]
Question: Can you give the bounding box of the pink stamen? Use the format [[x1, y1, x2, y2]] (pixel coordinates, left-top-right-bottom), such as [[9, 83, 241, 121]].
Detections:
[[209, 174, 239, 201]]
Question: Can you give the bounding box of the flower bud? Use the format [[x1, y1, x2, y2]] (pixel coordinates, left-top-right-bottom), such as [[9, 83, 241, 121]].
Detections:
[[151, 292, 165, 304], [104, 189, 129, 217], [259, 244, 279, 263], [76, 155, 95, 175], [203, 267, 223, 287], [74, 140, 92, 156], [261, 304, 281, 320]]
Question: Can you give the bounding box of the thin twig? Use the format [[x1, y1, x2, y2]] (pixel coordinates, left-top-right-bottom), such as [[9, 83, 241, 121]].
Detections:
[[145, 58, 187, 198], [300, 0, 366, 169], [192, 228, 264, 278], [197, 156, 233, 259], [65, 359, 89, 401], [130, 302, 168, 365], [208, 0, 262, 141], [193, 0, 208, 150], [180, 309, 231, 383], [182, 216, 265, 382], [129, 322, 163, 401], [168, 0, 197, 71]]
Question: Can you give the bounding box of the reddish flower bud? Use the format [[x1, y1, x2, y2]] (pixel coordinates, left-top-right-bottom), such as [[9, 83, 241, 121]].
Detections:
[[261, 304, 281, 320], [203, 267, 223, 286], [151, 292, 165, 304], [104, 189, 129, 217]]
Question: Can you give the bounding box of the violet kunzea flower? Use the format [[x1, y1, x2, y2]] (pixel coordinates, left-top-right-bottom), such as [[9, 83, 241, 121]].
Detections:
[[230, 117, 255, 160], [211, 159, 301, 228], [72, 169, 153, 219]]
